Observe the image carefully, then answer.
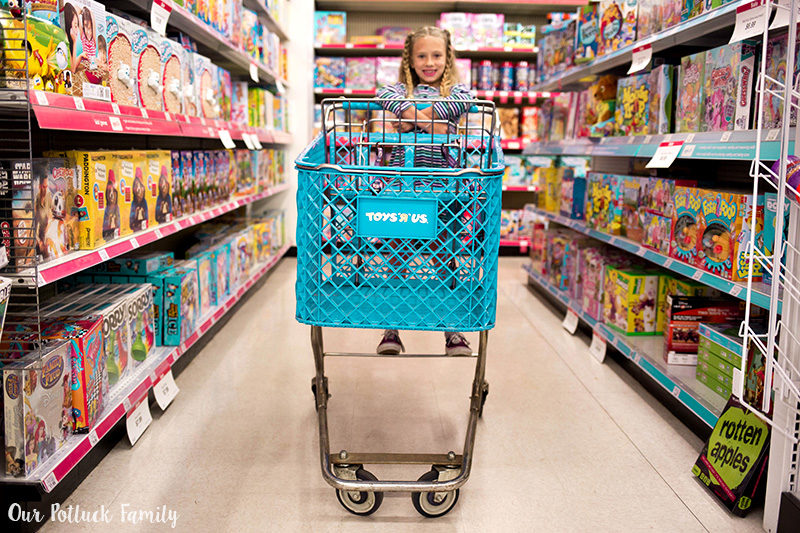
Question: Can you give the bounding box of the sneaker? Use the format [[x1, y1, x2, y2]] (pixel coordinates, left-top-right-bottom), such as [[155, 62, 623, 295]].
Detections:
[[377, 330, 404, 355], [445, 332, 472, 356]]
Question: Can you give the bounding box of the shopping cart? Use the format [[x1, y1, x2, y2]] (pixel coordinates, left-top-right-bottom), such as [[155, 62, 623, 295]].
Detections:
[[295, 98, 504, 517]]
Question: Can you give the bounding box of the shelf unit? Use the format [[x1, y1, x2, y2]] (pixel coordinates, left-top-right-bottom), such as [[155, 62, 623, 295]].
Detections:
[[0, 246, 289, 494], [119, 0, 289, 86], [524, 263, 726, 428], [243, 0, 290, 41], [314, 0, 586, 15], [315, 42, 539, 58], [18, 184, 289, 288], [526, 205, 779, 312], [532, 2, 740, 91]]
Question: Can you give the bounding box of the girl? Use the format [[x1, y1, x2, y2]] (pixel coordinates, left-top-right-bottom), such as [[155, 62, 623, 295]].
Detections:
[[62, 4, 84, 74], [374, 26, 473, 357]]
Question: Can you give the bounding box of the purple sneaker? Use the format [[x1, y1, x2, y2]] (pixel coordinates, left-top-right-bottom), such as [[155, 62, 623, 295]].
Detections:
[[445, 332, 471, 356], [377, 329, 404, 355]]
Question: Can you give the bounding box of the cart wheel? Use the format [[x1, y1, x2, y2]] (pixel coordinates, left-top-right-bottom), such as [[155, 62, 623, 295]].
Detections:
[[411, 469, 459, 518], [335, 468, 383, 516], [478, 381, 489, 418]]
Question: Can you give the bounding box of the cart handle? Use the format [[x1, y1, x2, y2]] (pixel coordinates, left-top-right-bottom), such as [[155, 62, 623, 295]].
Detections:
[[295, 161, 501, 176], [336, 101, 483, 114]]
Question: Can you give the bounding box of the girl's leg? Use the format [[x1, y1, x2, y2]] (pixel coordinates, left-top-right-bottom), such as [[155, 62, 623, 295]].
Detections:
[[377, 329, 404, 354], [444, 331, 471, 356]]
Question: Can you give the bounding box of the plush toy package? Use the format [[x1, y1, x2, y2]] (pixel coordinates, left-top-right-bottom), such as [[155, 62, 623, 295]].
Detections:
[[603, 267, 659, 336], [677, 52, 706, 133], [130, 25, 163, 111], [599, 0, 638, 56], [3, 340, 72, 477], [159, 36, 184, 115], [702, 41, 757, 132]]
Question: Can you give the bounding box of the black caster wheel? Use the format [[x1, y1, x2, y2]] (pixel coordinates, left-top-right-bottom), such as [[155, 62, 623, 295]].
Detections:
[[335, 468, 383, 516], [411, 469, 460, 518], [478, 381, 489, 418]]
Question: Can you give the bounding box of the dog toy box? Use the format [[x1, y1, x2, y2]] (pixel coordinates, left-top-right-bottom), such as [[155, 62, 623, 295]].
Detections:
[[664, 296, 745, 364], [603, 267, 659, 336]]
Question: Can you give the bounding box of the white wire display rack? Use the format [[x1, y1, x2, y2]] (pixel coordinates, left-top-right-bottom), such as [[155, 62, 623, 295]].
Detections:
[[744, 1, 800, 530]]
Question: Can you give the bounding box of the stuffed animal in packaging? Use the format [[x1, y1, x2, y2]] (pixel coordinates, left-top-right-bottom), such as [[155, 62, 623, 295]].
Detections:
[[587, 74, 618, 137]]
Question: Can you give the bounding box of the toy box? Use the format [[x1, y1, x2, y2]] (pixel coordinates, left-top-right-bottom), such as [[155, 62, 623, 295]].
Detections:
[[763, 192, 790, 285], [59, 0, 109, 100], [677, 52, 706, 133], [193, 52, 218, 118], [193, 249, 217, 314], [603, 267, 659, 336], [214, 240, 232, 301], [698, 347, 736, 380], [130, 26, 163, 111], [559, 168, 587, 220], [376, 26, 411, 45], [376, 57, 401, 88], [61, 150, 117, 249], [642, 212, 672, 255], [159, 36, 184, 114], [670, 186, 704, 264], [575, 4, 599, 64], [605, 174, 627, 236], [0, 10, 70, 93], [241, 8, 262, 62], [498, 107, 520, 139], [581, 248, 632, 321], [656, 276, 719, 333], [455, 58, 471, 88], [615, 73, 650, 136], [681, 0, 703, 21], [97, 251, 174, 276], [151, 264, 199, 346], [696, 366, 731, 398], [585, 172, 609, 232], [41, 316, 107, 432], [217, 67, 232, 122], [648, 64, 674, 134], [599, 0, 637, 55], [539, 21, 575, 80], [106, 14, 138, 106], [536, 166, 559, 213], [664, 295, 745, 363], [145, 151, 172, 225], [231, 81, 248, 126], [638, 0, 662, 38], [702, 41, 757, 132], [89, 294, 130, 387], [180, 45, 197, 117], [663, 0, 682, 27], [112, 151, 144, 235], [346, 57, 376, 91], [697, 190, 762, 282], [314, 11, 346, 46], [699, 322, 746, 367], [472, 13, 505, 48], [763, 32, 800, 130], [439, 12, 471, 49], [119, 284, 155, 367], [314, 56, 345, 89], [3, 341, 72, 476], [619, 176, 644, 241], [192, 150, 209, 209]]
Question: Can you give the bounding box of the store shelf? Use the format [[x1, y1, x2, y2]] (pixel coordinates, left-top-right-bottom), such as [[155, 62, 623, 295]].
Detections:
[[315, 87, 377, 96], [17, 184, 290, 288], [315, 43, 538, 58], [523, 129, 796, 161], [500, 239, 529, 252], [29, 90, 290, 144], [526, 205, 780, 313], [474, 90, 551, 103], [119, 0, 287, 86], [524, 263, 726, 428], [533, 2, 739, 91], [314, 0, 586, 15], [0, 245, 289, 494], [243, 0, 289, 41], [503, 185, 537, 192], [501, 139, 528, 151]]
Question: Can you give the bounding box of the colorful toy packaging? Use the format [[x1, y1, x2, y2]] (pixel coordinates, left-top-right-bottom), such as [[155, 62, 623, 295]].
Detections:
[[559, 160, 588, 220], [697, 190, 763, 282], [615, 73, 650, 136], [193, 52, 218, 118], [90, 293, 130, 387], [599, 0, 638, 55], [130, 25, 163, 111], [120, 284, 155, 368], [702, 41, 757, 132], [4, 341, 72, 476], [438, 12, 471, 49], [112, 151, 144, 235], [656, 275, 718, 333], [763, 192, 790, 285], [472, 13, 505, 48], [671, 185, 707, 265], [0, 9, 70, 93], [98, 251, 174, 276], [663, 0, 682, 28], [106, 14, 138, 107], [345, 57, 376, 91], [603, 267, 659, 335], [619, 176, 644, 241], [376, 57, 401, 88], [538, 20, 575, 80], [314, 11, 346, 46], [648, 64, 674, 134], [681, 0, 703, 21], [664, 295, 745, 363], [60, 0, 110, 100], [314, 57, 345, 89], [575, 4, 599, 64], [160, 36, 184, 114], [677, 52, 706, 133], [763, 32, 800, 130], [231, 81, 248, 125], [638, 0, 662, 38]]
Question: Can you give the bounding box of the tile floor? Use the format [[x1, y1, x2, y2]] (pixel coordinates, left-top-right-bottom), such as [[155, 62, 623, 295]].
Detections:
[[40, 257, 766, 532]]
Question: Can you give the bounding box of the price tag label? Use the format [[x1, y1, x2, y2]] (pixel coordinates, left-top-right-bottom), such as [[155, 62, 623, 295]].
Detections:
[[242, 133, 256, 150], [153, 370, 180, 410], [721, 131, 732, 142], [276, 80, 286, 94], [635, 247, 647, 257], [685, 133, 695, 143], [140, 108, 148, 118], [88, 430, 99, 447], [589, 330, 607, 363], [250, 63, 259, 83], [109, 116, 123, 132], [730, 0, 767, 43], [98, 249, 110, 261], [692, 270, 704, 281], [252, 135, 263, 150], [672, 385, 681, 398], [627, 44, 652, 74], [664, 258, 674, 269], [733, 368, 744, 398], [634, 353, 642, 365], [628, 136, 636, 144], [123, 397, 131, 412], [682, 144, 696, 157], [730, 284, 744, 297], [126, 398, 152, 446], [43, 472, 57, 492], [111, 102, 120, 115], [154, 228, 163, 239], [218, 129, 236, 149], [646, 141, 684, 169], [129, 236, 139, 248], [164, 112, 171, 121], [200, 117, 206, 126], [34, 90, 49, 106], [562, 309, 579, 335], [767, 128, 780, 141], [73, 96, 85, 111], [151, 0, 172, 36], [769, 0, 800, 29], [643, 135, 653, 144]]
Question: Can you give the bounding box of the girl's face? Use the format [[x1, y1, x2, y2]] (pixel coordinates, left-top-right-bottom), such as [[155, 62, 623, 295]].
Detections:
[[69, 17, 80, 40], [82, 15, 93, 40], [412, 36, 447, 87]]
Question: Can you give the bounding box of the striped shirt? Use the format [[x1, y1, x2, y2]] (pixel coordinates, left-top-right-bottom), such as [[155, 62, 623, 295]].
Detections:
[[376, 83, 473, 168]]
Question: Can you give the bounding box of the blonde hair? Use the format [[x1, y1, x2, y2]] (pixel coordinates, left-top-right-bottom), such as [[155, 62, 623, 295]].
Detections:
[[399, 26, 460, 97]]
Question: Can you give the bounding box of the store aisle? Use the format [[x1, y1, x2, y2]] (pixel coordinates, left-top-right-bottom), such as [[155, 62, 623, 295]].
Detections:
[[42, 257, 764, 532]]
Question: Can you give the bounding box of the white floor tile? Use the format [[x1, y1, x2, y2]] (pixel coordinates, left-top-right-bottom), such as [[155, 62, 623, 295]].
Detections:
[[38, 257, 765, 532]]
